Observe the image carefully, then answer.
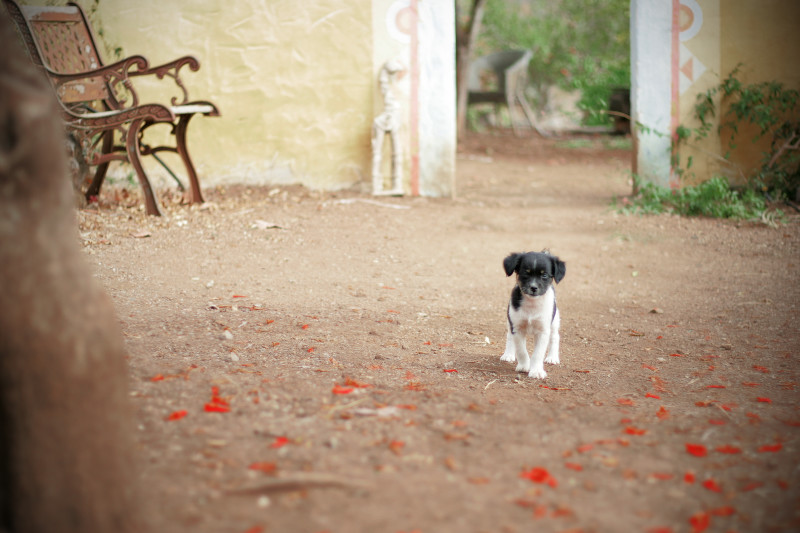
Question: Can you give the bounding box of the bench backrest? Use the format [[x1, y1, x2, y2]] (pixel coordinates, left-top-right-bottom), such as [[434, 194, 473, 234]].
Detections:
[[7, 1, 110, 104]]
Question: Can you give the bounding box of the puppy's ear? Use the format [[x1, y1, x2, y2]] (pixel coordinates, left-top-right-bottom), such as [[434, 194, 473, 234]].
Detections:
[[503, 253, 522, 277], [552, 256, 566, 283]]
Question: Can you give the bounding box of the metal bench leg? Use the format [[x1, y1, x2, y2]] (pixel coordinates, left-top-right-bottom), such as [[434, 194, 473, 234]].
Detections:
[[126, 118, 161, 216], [84, 130, 113, 200], [175, 114, 204, 204]]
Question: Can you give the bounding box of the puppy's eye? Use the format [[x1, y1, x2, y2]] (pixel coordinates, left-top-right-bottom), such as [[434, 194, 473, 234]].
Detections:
[[541, 272, 550, 279]]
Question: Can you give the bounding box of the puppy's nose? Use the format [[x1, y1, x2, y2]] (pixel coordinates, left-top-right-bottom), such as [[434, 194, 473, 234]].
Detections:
[[529, 286, 538, 294]]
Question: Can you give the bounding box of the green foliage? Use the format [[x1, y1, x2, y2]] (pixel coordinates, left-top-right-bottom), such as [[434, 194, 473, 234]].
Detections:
[[616, 176, 771, 220], [679, 66, 799, 199], [477, 0, 630, 126]]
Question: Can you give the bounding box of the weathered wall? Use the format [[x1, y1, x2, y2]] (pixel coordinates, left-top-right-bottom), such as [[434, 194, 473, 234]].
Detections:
[[18, 0, 455, 196], [633, 0, 800, 187], [92, 1, 374, 189]]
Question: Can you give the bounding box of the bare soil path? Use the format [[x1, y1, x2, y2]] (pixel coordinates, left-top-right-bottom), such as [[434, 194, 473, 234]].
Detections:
[[79, 132, 799, 533]]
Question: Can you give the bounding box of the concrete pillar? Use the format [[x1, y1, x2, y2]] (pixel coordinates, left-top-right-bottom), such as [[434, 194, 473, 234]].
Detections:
[[630, 0, 674, 188]]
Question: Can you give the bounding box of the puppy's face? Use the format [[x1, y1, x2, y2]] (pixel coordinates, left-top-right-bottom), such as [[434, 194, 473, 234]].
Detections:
[[504, 252, 566, 297]]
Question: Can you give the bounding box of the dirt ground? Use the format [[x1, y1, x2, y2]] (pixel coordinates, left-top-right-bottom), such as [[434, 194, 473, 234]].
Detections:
[[77, 132, 799, 533]]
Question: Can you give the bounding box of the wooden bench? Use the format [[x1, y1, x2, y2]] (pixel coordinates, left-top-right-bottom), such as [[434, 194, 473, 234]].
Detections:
[[4, 0, 220, 215]]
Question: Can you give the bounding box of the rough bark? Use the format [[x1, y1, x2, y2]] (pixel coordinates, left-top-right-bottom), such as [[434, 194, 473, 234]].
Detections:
[[0, 12, 143, 533], [455, 0, 487, 138]]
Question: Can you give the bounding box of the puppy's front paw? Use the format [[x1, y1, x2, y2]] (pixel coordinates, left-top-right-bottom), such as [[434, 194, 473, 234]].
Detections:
[[544, 354, 560, 365], [515, 362, 530, 373], [528, 367, 547, 379], [500, 352, 516, 363]]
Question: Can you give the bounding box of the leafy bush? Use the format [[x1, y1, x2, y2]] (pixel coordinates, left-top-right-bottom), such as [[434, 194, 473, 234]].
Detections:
[[616, 176, 770, 220], [477, 0, 629, 127], [681, 66, 799, 200]]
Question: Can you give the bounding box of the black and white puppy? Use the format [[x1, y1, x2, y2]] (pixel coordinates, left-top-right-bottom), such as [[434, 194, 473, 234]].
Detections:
[[500, 251, 566, 379]]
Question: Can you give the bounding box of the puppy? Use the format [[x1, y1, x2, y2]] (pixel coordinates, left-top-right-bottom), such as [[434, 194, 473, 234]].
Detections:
[[500, 251, 566, 379]]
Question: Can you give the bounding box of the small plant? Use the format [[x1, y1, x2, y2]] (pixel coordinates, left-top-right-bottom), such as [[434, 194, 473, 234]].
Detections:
[[678, 65, 799, 201], [615, 175, 773, 221]]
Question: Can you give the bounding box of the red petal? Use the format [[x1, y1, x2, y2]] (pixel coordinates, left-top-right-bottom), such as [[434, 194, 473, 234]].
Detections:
[[565, 462, 583, 471], [443, 369, 458, 373], [151, 374, 165, 382], [248, 462, 277, 474], [741, 481, 764, 491], [706, 384, 726, 389], [685, 443, 707, 457], [204, 403, 230, 413], [520, 467, 558, 487], [716, 445, 741, 454], [332, 385, 354, 395], [645, 393, 661, 399], [344, 377, 372, 388], [624, 426, 647, 435], [758, 443, 782, 453], [689, 511, 710, 533], [650, 472, 674, 480], [702, 479, 722, 492], [657, 406, 670, 419], [270, 436, 290, 449], [708, 419, 726, 425], [684, 471, 696, 484], [752, 365, 769, 373], [166, 410, 188, 421], [757, 397, 772, 403], [617, 398, 635, 406]]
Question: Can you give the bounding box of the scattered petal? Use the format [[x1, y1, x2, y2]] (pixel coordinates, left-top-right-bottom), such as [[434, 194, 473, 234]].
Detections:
[[706, 384, 726, 389], [645, 393, 661, 399], [689, 511, 710, 533], [519, 467, 558, 488], [344, 377, 372, 388], [708, 419, 727, 425], [617, 398, 635, 406], [656, 406, 670, 420], [702, 479, 722, 492], [624, 426, 647, 436], [757, 397, 772, 403], [741, 481, 764, 491], [686, 443, 707, 457], [248, 462, 277, 474], [165, 410, 188, 421], [758, 443, 782, 453], [752, 365, 769, 373], [565, 462, 583, 471], [649, 472, 674, 481], [332, 385, 354, 395], [270, 436, 290, 449], [684, 471, 696, 484], [388, 440, 405, 455], [151, 374, 166, 382], [716, 445, 741, 454], [443, 369, 458, 373]]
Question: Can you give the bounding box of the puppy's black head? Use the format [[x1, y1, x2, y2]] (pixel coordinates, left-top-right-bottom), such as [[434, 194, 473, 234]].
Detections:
[[503, 251, 566, 297]]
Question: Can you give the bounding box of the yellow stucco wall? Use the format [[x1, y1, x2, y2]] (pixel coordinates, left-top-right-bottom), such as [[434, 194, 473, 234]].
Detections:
[[49, 0, 375, 189], [676, 0, 800, 186]]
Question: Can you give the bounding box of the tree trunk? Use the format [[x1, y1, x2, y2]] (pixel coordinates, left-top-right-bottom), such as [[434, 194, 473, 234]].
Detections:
[[0, 13, 144, 533], [455, 0, 487, 138]]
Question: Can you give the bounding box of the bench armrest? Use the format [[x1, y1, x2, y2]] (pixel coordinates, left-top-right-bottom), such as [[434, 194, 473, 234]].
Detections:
[[47, 55, 150, 109], [129, 56, 202, 106]]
